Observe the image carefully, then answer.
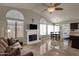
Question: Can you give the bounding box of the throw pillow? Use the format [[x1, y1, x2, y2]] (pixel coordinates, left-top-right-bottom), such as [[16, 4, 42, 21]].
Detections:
[[0, 43, 6, 53], [0, 37, 8, 44], [12, 42, 22, 49], [7, 38, 16, 45], [0, 39, 8, 48]]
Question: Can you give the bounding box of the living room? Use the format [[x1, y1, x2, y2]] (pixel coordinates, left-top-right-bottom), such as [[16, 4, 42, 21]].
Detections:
[[1, 3, 79, 56]]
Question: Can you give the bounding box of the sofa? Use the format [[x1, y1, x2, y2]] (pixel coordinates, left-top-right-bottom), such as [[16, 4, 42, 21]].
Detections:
[[0, 37, 33, 56]]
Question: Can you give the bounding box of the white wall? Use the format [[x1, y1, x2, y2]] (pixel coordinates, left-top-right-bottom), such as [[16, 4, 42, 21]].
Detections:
[[0, 6, 52, 44]]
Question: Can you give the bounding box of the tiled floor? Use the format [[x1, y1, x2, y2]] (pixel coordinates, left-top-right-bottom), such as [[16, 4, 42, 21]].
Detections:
[[23, 39, 79, 56]]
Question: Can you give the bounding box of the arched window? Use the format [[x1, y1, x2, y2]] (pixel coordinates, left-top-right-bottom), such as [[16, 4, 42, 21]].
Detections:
[[6, 10, 24, 38], [40, 18, 47, 35]]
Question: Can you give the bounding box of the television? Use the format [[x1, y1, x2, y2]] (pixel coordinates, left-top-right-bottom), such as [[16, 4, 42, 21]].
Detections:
[[29, 24, 37, 30]]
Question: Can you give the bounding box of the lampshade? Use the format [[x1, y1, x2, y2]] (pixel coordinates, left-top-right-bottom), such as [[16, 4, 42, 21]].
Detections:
[[47, 7, 55, 13]]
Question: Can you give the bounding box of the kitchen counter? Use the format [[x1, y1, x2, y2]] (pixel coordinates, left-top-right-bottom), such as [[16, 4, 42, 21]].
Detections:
[[70, 31, 79, 36], [70, 34, 79, 36]]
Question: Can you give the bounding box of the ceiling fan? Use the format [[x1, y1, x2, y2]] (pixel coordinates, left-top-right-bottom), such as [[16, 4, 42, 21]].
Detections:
[[42, 3, 63, 14]]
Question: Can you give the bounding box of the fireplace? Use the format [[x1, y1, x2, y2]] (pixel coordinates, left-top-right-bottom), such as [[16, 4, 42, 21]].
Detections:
[[26, 30, 40, 44], [29, 34, 37, 41]]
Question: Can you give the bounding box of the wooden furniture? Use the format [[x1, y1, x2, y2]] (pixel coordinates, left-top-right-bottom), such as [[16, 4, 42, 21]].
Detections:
[[70, 23, 79, 30], [50, 32, 60, 41], [70, 35, 79, 49]]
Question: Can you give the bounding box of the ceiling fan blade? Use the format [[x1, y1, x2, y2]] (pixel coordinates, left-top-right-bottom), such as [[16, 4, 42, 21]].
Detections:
[[41, 9, 47, 12], [55, 8, 63, 10], [54, 3, 61, 7]]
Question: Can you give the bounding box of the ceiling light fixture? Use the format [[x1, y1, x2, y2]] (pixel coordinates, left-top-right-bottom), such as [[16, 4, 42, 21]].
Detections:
[[47, 6, 55, 13]]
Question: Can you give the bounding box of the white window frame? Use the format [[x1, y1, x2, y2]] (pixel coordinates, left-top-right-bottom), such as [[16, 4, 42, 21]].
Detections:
[[40, 24, 47, 35], [47, 25, 54, 35], [7, 19, 24, 38], [6, 10, 24, 39]]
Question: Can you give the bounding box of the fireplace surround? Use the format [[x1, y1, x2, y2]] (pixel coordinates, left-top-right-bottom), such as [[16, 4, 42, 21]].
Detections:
[[26, 30, 40, 44], [29, 34, 37, 41]]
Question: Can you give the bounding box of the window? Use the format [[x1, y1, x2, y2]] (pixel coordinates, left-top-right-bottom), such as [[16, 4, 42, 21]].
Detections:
[[54, 25, 60, 34], [47, 25, 54, 35], [7, 20, 15, 38], [7, 20, 24, 38], [47, 24, 60, 34], [6, 10, 24, 38], [17, 21, 24, 37], [40, 24, 46, 35]]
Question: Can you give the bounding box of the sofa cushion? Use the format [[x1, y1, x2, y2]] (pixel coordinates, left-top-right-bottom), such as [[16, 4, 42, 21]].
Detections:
[[0, 43, 6, 53], [9, 48, 20, 56], [0, 39, 8, 48], [5, 47, 20, 56], [12, 42, 22, 49], [21, 46, 33, 56], [0, 37, 8, 44], [7, 38, 16, 45]]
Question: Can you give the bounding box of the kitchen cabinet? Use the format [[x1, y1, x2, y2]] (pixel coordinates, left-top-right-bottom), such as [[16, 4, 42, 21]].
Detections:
[[70, 35, 79, 49], [70, 23, 79, 29]]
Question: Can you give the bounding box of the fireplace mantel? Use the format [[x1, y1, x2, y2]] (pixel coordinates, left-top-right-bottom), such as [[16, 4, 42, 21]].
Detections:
[[26, 30, 41, 44]]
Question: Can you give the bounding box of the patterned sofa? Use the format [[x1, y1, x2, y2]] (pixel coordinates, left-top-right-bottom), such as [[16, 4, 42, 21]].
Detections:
[[0, 37, 33, 56]]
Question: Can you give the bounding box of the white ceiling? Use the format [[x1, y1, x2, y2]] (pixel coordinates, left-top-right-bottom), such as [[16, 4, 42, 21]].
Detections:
[[0, 3, 79, 23]]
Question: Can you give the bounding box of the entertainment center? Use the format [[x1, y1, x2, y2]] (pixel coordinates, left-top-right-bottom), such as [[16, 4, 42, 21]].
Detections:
[[26, 24, 40, 44]]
